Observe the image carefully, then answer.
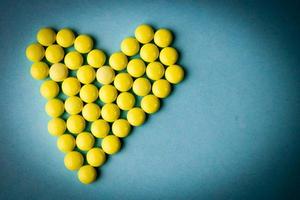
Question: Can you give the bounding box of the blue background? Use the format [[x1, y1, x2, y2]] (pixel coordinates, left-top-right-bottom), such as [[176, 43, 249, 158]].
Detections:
[[0, 0, 299, 199]]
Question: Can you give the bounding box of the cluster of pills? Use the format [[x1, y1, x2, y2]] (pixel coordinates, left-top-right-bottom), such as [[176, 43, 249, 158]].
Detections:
[[26, 24, 184, 184]]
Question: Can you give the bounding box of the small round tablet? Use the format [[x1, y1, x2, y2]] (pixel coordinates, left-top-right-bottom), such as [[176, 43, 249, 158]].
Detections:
[[45, 44, 64, 63], [121, 37, 140, 56], [76, 132, 95, 151], [64, 51, 83, 70], [79, 84, 98, 103], [127, 107, 146, 126], [141, 94, 160, 114], [45, 98, 64, 117], [140, 43, 159, 63], [165, 65, 184, 84], [96, 66, 115, 85], [91, 119, 110, 138], [114, 73, 133, 92], [77, 165, 97, 184], [152, 79, 171, 98], [86, 148, 106, 167], [37, 28, 56, 46], [101, 103, 120, 122], [112, 119, 131, 138], [135, 24, 154, 44], [77, 65, 96, 84], [87, 49, 106, 68], [64, 96, 83, 115], [49, 63, 68, 82], [64, 151, 84, 170], [56, 28, 75, 48], [146, 61, 165, 80], [48, 118, 66, 136], [66, 114, 86, 134], [132, 77, 151, 96], [101, 135, 121, 155], [57, 134, 76, 153], [26, 43, 45, 62], [30, 62, 49, 80], [82, 103, 101, 122], [40, 80, 59, 99], [74, 34, 93, 53], [159, 47, 178, 66], [109, 52, 128, 71], [62, 77, 81, 96], [99, 85, 118, 103], [116, 92, 135, 110], [127, 58, 146, 78], [154, 28, 173, 48]]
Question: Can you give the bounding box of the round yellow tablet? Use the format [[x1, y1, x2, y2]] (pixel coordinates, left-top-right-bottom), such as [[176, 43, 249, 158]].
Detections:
[[159, 47, 178, 66], [91, 119, 110, 138], [141, 94, 160, 114], [127, 58, 146, 78], [116, 92, 135, 110], [87, 49, 106, 68], [64, 96, 83, 115], [57, 134, 76, 153], [109, 52, 128, 71], [45, 44, 64, 63], [49, 63, 68, 82], [121, 37, 140, 56], [101, 103, 120, 122], [76, 132, 95, 151], [82, 103, 101, 122], [86, 148, 106, 167], [154, 28, 173, 48], [96, 66, 115, 85], [99, 85, 118, 103], [45, 98, 64, 117], [79, 84, 98, 103], [132, 77, 151, 96], [66, 114, 86, 134], [64, 151, 84, 171], [165, 65, 184, 84], [113, 73, 133, 92], [37, 28, 56, 46], [77, 165, 97, 184], [140, 43, 159, 63], [112, 119, 131, 138], [146, 61, 165, 80], [135, 24, 154, 44], [74, 34, 93, 53], [26, 43, 45, 62], [77, 65, 96, 84], [56, 28, 75, 48], [30, 62, 49, 80], [152, 79, 171, 98], [64, 51, 83, 70], [62, 77, 81, 96], [127, 107, 146, 126], [40, 80, 59, 99], [101, 135, 121, 155], [48, 118, 66, 136]]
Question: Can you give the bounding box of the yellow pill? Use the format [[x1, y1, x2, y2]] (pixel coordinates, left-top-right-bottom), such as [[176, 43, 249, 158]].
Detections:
[[45, 98, 64, 117], [132, 77, 151, 96], [48, 118, 66, 136], [135, 24, 154, 44], [74, 34, 93, 53], [140, 43, 159, 63], [99, 85, 118, 103], [26, 43, 45, 62], [49, 63, 68, 82], [64, 96, 83, 115], [86, 148, 106, 167], [101, 103, 120, 122], [121, 37, 140, 56], [30, 62, 49, 80], [82, 103, 101, 122], [116, 92, 135, 110], [109, 52, 128, 71], [152, 79, 171, 98], [154, 28, 173, 48], [76, 132, 95, 151], [87, 49, 106, 68], [91, 119, 110, 138], [141, 95, 160, 114], [57, 134, 76, 153], [165, 65, 184, 84], [77, 165, 97, 184], [146, 61, 165, 80], [64, 151, 84, 171], [62, 77, 81, 96], [56, 28, 75, 48], [101, 135, 121, 155], [40, 80, 59, 99], [127, 58, 146, 78], [66, 114, 86, 134], [127, 107, 146, 126], [112, 119, 131, 138], [114, 73, 133, 92], [77, 65, 96, 84], [159, 47, 178, 66], [96, 66, 115, 85], [79, 84, 98, 103], [45, 44, 64, 63], [64, 51, 83, 70], [37, 28, 56, 46]]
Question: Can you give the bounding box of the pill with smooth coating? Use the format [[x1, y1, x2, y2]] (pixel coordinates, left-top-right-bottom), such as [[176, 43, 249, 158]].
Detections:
[[45, 98, 64, 117], [146, 61, 165, 80], [114, 73, 133, 92], [57, 134, 76, 153], [64, 96, 83, 115], [99, 85, 118, 103], [152, 79, 171, 98], [64, 51, 83, 70], [49, 63, 68, 82], [66, 114, 86, 134], [56, 28, 75, 48], [77, 165, 97, 184], [109, 52, 128, 71], [76, 132, 95, 151], [135, 24, 154, 44], [86, 148, 106, 167], [64, 151, 84, 170], [116, 92, 135, 110], [77, 65, 96, 84], [127, 107, 146, 126], [30, 62, 49, 80], [132, 77, 151, 96], [127, 58, 146, 78], [154, 28, 173, 48], [62, 77, 81, 96], [79, 84, 98, 103], [87, 49, 106, 68], [101, 103, 120, 122], [26, 43, 45, 62], [101, 135, 121, 155], [140, 43, 159, 63], [159, 47, 178, 66], [74, 34, 93, 53], [112, 119, 131, 138], [48, 118, 66, 136], [96, 66, 115, 85], [121, 37, 140, 56], [165, 65, 184, 84], [40, 80, 59, 99], [82, 103, 101, 122], [141, 94, 160, 114], [45, 44, 64, 63], [91, 119, 110, 138], [37, 28, 56, 46]]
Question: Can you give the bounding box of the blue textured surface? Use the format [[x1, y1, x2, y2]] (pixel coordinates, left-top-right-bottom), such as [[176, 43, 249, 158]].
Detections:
[[0, 0, 299, 199]]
